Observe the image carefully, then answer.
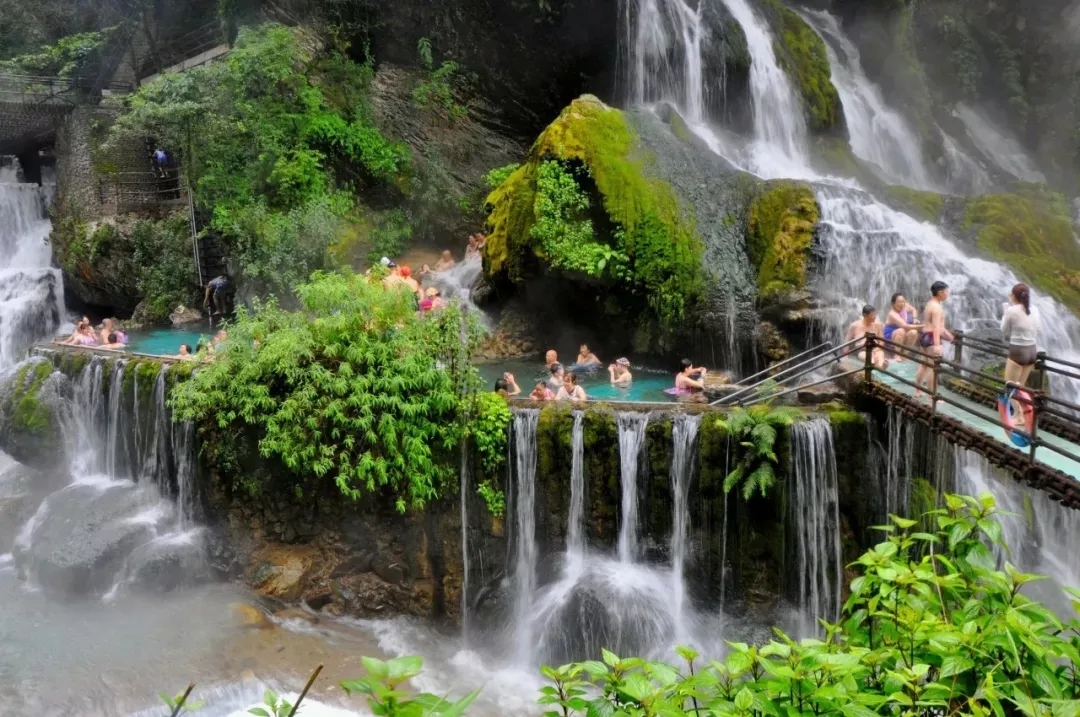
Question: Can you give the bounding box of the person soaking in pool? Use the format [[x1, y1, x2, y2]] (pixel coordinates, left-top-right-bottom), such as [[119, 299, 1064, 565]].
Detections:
[[100, 333, 126, 350], [608, 357, 632, 385], [545, 349, 559, 370], [529, 380, 554, 401], [176, 343, 195, 359], [675, 359, 707, 393], [99, 318, 127, 346], [1001, 283, 1040, 388], [494, 373, 521, 398], [547, 363, 565, 392], [556, 371, 587, 402], [575, 344, 602, 368]]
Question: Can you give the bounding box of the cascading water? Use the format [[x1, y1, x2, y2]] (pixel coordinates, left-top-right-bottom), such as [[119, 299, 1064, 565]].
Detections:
[[565, 411, 586, 577], [510, 408, 540, 666], [0, 159, 64, 365], [669, 412, 700, 642], [801, 9, 935, 191], [621, 0, 1080, 404], [881, 406, 914, 520], [953, 103, 1046, 183], [616, 411, 650, 563], [789, 419, 841, 635], [459, 439, 472, 640]]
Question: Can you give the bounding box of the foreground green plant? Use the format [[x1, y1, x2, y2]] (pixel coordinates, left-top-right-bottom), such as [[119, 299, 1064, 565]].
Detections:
[[717, 404, 801, 499], [170, 269, 485, 510], [343, 655, 479, 716]]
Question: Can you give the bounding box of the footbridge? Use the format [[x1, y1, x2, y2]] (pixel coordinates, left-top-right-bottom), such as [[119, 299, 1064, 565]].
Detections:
[[717, 333, 1080, 509], [0, 73, 130, 153]]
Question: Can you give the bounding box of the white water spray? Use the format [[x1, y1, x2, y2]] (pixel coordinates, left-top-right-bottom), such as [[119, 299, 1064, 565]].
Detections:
[[669, 412, 700, 642], [510, 408, 540, 666], [565, 411, 586, 577], [616, 412, 650, 563]]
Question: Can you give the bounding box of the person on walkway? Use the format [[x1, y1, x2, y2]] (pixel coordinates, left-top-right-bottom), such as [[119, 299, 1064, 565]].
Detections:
[[1002, 283, 1040, 388], [915, 281, 954, 401], [556, 371, 587, 402], [846, 304, 888, 369], [153, 147, 168, 179], [884, 293, 921, 360], [608, 357, 633, 385]]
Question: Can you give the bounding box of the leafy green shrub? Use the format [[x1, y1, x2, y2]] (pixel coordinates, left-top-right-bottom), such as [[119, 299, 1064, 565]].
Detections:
[[717, 405, 801, 499], [170, 269, 486, 510], [342, 655, 479, 716], [107, 24, 411, 300], [468, 391, 511, 516], [412, 37, 468, 123], [0, 27, 115, 76], [484, 163, 522, 189], [131, 212, 199, 322]]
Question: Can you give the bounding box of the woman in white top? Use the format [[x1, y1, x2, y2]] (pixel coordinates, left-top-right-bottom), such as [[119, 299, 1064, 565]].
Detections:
[[556, 371, 587, 402], [1001, 283, 1040, 387]]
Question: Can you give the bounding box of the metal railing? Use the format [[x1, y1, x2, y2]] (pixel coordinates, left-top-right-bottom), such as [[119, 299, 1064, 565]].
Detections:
[[0, 73, 131, 106], [712, 340, 850, 406], [98, 170, 186, 210], [863, 333, 1080, 471]]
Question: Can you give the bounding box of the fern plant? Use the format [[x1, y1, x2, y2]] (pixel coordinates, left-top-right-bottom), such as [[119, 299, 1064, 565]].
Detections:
[[717, 404, 801, 499]]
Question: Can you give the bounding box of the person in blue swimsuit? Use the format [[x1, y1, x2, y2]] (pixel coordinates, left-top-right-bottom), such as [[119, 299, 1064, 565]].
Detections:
[[883, 293, 921, 361]]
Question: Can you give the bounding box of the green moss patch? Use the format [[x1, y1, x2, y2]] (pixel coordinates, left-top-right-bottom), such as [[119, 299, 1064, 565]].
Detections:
[[484, 95, 706, 323], [760, 0, 842, 133], [746, 180, 820, 299], [883, 185, 945, 223], [9, 360, 55, 434], [963, 183, 1080, 314]]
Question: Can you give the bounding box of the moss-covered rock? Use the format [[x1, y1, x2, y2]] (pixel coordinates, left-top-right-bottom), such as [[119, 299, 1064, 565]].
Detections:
[[746, 180, 820, 299], [483, 95, 706, 326], [961, 183, 1080, 314], [883, 185, 945, 223], [759, 0, 843, 134], [0, 359, 67, 470]]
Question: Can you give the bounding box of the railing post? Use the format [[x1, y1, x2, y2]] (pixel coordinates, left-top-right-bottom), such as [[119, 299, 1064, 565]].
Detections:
[[931, 356, 941, 418], [864, 333, 875, 384], [953, 329, 965, 367], [1035, 351, 1049, 393]]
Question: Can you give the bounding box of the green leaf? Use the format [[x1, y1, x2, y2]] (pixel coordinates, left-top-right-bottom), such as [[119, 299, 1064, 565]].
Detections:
[[734, 687, 754, 711]]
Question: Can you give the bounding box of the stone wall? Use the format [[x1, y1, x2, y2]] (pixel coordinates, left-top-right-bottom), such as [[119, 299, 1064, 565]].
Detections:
[[53, 106, 114, 221]]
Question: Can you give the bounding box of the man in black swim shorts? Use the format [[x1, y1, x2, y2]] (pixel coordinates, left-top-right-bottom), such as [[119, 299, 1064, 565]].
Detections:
[[914, 281, 954, 401]]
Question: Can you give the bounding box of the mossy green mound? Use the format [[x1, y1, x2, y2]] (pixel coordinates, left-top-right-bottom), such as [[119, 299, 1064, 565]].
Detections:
[[760, 0, 842, 133], [883, 185, 945, 223], [963, 183, 1080, 314], [484, 95, 706, 323], [0, 359, 65, 470], [746, 180, 820, 299]]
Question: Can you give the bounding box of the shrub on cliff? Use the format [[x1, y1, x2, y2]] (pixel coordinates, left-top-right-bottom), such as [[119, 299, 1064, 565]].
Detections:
[[746, 180, 820, 299], [106, 24, 411, 299], [483, 95, 706, 326], [170, 269, 486, 510]]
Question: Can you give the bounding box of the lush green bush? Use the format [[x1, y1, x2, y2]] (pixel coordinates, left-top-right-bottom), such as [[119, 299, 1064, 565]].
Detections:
[[717, 405, 800, 499], [131, 212, 199, 321], [170, 269, 485, 510], [106, 24, 411, 299], [0, 26, 114, 76]]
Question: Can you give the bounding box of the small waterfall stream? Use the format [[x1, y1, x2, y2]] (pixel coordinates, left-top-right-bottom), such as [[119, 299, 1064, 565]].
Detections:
[[669, 412, 701, 642], [566, 411, 586, 577], [510, 408, 540, 666], [789, 419, 842, 634], [616, 412, 650, 563]]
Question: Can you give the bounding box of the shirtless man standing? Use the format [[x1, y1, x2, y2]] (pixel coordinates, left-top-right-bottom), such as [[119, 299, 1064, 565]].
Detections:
[[914, 281, 954, 401], [845, 304, 887, 369]]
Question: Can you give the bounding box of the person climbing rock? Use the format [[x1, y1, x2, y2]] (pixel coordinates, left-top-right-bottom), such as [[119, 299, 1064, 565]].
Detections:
[[203, 276, 235, 317]]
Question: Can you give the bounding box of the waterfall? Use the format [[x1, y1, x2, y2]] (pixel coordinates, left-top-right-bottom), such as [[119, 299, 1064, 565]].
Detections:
[[622, 0, 1080, 403], [0, 159, 64, 365], [510, 408, 540, 666], [801, 10, 935, 191], [669, 412, 701, 641], [459, 440, 471, 640], [717, 0, 808, 174], [565, 411, 586, 576], [882, 406, 913, 520], [954, 450, 1080, 614], [953, 104, 1045, 183], [940, 131, 994, 195], [616, 412, 650, 563], [789, 419, 841, 634], [622, 0, 705, 120]]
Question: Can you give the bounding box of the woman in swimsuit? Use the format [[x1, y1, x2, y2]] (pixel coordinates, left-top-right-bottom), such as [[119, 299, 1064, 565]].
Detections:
[[556, 371, 587, 402], [883, 293, 921, 360], [675, 359, 706, 392]]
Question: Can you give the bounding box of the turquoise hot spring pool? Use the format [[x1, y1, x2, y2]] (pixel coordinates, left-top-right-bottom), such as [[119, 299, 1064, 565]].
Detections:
[[119, 328, 684, 403]]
